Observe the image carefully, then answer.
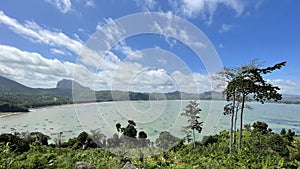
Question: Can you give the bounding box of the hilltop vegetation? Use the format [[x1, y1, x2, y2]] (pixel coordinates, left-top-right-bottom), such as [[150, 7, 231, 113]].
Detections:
[[0, 121, 299, 168]]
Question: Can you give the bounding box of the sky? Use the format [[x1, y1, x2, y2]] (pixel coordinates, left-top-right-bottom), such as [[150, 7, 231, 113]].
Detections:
[[0, 0, 299, 94]]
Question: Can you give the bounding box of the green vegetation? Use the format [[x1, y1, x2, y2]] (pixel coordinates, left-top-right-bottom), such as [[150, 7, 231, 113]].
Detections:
[[0, 121, 299, 168], [0, 92, 72, 111], [181, 100, 203, 148], [0, 102, 28, 112], [216, 60, 286, 152]]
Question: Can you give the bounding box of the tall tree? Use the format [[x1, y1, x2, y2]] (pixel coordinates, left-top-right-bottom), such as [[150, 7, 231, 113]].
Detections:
[[216, 63, 255, 153], [215, 66, 242, 154], [225, 61, 286, 150], [181, 100, 203, 148]]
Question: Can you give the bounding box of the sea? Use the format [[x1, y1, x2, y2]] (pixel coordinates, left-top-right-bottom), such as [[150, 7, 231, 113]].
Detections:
[[0, 100, 299, 142]]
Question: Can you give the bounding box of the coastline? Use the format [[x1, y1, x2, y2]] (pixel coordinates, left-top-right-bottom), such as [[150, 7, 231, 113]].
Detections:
[[0, 112, 25, 118]]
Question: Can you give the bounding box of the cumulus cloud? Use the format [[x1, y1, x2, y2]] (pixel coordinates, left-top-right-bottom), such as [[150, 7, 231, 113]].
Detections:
[[0, 43, 217, 93], [169, 0, 245, 24], [0, 44, 76, 88], [172, 70, 212, 93], [46, 0, 72, 13], [0, 11, 217, 93], [0, 11, 83, 55]]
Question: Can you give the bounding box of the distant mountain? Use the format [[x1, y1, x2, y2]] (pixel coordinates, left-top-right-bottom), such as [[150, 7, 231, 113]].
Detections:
[[0, 76, 73, 110], [279, 94, 300, 104], [0, 76, 39, 93], [56, 79, 91, 91], [1, 75, 299, 112], [0, 77, 92, 98]]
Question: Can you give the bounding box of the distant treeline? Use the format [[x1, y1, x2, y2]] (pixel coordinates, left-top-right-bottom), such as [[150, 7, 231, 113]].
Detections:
[[0, 92, 72, 113]]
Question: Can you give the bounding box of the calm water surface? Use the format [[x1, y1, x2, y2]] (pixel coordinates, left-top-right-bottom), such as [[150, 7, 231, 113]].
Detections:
[[0, 100, 299, 142]]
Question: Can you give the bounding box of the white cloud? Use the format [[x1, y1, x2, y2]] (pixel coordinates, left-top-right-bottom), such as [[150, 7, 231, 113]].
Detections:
[[95, 18, 126, 49], [46, 0, 72, 13], [85, 0, 95, 7], [135, 0, 157, 11], [0, 11, 83, 56], [172, 70, 212, 93], [152, 15, 206, 48], [114, 44, 143, 60], [218, 24, 233, 33], [0, 43, 218, 93], [0, 44, 77, 88], [170, 0, 245, 24], [50, 48, 71, 56], [266, 79, 300, 95], [79, 47, 121, 71]]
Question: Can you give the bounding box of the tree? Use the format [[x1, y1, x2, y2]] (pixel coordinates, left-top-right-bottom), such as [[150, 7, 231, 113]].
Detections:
[[90, 129, 106, 147], [286, 129, 295, 143], [138, 131, 148, 147], [116, 120, 137, 138], [215, 65, 247, 153], [77, 131, 89, 145], [0, 133, 30, 153], [252, 121, 269, 135], [27, 132, 50, 146], [115, 120, 139, 148], [155, 131, 180, 150], [106, 133, 120, 148], [225, 61, 286, 150], [181, 100, 203, 148], [116, 123, 122, 133]]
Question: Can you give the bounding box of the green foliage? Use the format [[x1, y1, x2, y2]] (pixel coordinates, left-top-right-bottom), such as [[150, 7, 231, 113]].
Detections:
[[223, 61, 286, 150], [269, 134, 289, 157], [252, 121, 269, 134], [181, 100, 203, 147], [155, 131, 180, 150], [0, 103, 28, 112], [0, 122, 299, 168], [0, 133, 30, 153], [112, 120, 151, 149]]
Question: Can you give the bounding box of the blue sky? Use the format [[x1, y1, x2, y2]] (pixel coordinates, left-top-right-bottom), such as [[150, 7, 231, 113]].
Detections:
[[0, 0, 299, 94]]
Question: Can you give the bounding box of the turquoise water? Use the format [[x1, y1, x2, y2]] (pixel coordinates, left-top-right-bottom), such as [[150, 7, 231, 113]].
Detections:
[[0, 100, 299, 142]]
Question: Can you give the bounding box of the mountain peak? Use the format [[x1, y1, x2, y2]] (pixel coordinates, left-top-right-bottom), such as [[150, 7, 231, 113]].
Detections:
[[56, 79, 90, 91]]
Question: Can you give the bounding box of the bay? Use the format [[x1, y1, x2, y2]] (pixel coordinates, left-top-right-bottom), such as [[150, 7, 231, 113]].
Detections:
[[0, 100, 299, 142]]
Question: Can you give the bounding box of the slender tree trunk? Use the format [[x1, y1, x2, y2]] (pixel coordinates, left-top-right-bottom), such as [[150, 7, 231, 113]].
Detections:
[[229, 91, 236, 154], [192, 129, 195, 148], [238, 95, 245, 150], [233, 105, 239, 144]]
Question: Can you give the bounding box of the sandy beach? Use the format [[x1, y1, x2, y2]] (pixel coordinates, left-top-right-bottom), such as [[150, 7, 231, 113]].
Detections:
[[0, 112, 24, 118]]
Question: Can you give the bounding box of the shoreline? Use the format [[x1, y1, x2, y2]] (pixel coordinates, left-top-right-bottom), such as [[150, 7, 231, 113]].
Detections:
[[0, 112, 25, 118]]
